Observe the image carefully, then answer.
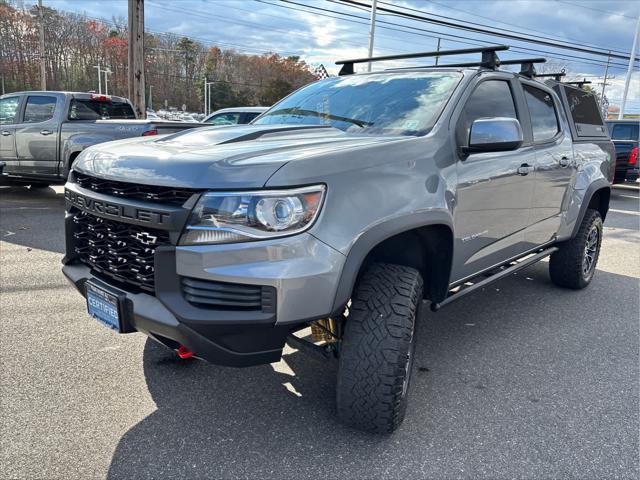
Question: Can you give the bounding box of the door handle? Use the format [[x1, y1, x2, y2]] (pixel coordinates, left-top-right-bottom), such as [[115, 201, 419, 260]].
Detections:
[[1, 130, 10, 136], [559, 157, 571, 168], [40, 129, 53, 136], [517, 163, 534, 176]]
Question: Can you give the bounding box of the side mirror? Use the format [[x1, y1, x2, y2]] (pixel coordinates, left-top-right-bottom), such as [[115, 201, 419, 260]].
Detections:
[[465, 117, 523, 154]]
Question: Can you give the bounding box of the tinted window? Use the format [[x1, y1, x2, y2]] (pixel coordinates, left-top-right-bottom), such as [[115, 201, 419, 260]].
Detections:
[[254, 72, 462, 136], [608, 123, 639, 140], [244, 112, 262, 123], [0, 97, 20, 125], [68, 99, 136, 120], [564, 88, 603, 126], [523, 85, 559, 141], [23, 96, 57, 123], [457, 80, 517, 145], [206, 113, 241, 125]]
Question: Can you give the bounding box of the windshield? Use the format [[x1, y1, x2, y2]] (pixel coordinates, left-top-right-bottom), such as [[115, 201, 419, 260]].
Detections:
[[253, 72, 461, 136], [68, 99, 136, 120]]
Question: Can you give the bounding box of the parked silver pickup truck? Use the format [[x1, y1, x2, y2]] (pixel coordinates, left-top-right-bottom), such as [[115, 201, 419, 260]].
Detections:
[[0, 91, 204, 188]]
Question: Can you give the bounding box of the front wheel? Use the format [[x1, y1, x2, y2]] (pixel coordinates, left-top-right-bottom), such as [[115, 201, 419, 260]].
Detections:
[[336, 263, 423, 434], [549, 209, 603, 289]]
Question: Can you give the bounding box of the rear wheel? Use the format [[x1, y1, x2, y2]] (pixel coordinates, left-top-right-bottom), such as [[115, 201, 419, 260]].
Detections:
[[549, 209, 603, 289], [336, 263, 423, 433]]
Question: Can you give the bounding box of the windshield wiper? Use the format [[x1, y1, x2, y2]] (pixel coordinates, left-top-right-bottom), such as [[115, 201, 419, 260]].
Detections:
[[264, 108, 372, 128]]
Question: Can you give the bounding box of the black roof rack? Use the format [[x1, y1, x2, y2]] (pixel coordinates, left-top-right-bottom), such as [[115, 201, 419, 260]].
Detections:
[[336, 45, 509, 76], [564, 79, 592, 88], [498, 58, 546, 78], [535, 70, 567, 82]]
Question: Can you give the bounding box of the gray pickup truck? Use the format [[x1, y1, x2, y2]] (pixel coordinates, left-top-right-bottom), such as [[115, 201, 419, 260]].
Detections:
[[0, 91, 203, 187], [62, 46, 614, 433]]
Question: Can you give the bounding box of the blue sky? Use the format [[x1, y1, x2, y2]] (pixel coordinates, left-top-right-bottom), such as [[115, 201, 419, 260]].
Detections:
[[27, 0, 640, 111]]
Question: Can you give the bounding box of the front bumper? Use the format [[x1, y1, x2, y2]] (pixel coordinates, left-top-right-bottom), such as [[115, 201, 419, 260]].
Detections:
[[63, 233, 346, 367]]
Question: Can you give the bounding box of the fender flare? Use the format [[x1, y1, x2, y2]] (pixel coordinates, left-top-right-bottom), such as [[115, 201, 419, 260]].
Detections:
[[569, 179, 611, 239], [330, 210, 454, 313]]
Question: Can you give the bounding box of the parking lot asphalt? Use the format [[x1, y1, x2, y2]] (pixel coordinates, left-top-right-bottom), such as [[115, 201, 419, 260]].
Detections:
[[0, 185, 638, 480]]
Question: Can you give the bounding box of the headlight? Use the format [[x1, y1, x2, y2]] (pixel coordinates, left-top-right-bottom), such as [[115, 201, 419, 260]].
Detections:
[[179, 185, 326, 245]]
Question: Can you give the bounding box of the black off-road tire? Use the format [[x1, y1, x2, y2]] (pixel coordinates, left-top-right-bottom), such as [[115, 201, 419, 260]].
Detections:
[[336, 263, 423, 434], [549, 209, 603, 289]]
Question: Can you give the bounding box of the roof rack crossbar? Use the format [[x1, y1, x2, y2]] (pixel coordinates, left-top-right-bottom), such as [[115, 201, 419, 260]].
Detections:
[[336, 44, 509, 75], [498, 57, 546, 78], [564, 79, 592, 88], [535, 71, 567, 81]]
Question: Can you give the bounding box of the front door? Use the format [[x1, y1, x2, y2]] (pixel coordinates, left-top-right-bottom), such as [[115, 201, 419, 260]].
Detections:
[[15, 94, 59, 176], [451, 78, 537, 282]]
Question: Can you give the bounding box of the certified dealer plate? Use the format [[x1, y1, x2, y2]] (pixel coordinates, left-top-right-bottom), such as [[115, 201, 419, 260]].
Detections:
[[86, 282, 121, 332]]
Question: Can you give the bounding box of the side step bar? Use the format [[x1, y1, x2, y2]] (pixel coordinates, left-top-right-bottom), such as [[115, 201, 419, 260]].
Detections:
[[430, 246, 558, 312]]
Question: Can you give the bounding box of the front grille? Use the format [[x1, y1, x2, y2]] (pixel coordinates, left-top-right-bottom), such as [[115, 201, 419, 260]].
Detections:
[[181, 277, 276, 312], [72, 211, 170, 292], [75, 172, 201, 206]]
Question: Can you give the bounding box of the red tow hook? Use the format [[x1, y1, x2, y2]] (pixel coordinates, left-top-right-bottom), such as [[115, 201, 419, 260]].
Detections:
[[176, 345, 194, 359]]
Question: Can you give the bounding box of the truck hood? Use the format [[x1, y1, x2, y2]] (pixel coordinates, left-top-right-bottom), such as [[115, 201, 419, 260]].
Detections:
[[73, 125, 405, 189]]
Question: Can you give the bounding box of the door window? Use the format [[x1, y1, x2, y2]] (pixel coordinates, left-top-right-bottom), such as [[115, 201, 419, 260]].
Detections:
[[0, 97, 20, 125], [457, 80, 518, 146], [523, 85, 559, 142], [206, 113, 241, 125], [244, 112, 262, 123], [23, 96, 57, 123]]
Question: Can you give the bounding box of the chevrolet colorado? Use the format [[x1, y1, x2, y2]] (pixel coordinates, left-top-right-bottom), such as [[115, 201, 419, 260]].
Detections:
[[62, 46, 614, 433]]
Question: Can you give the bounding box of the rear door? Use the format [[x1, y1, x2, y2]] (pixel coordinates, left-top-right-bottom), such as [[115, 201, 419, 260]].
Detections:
[[15, 94, 60, 176], [520, 80, 576, 246], [451, 75, 537, 282], [0, 95, 22, 170]]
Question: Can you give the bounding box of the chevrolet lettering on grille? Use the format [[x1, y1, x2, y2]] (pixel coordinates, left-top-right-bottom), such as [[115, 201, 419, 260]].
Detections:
[[65, 189, 170, 226]]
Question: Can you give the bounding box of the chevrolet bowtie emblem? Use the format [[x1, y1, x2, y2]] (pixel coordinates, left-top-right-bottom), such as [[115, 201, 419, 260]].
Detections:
[[135, 232, 158, 245]]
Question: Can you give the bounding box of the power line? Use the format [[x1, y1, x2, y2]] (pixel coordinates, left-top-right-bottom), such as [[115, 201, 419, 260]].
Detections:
[[555, 1, 638, 20], [265, 0, 630, 71], [419, 0, 634, 55], [336, 0, 639, 61]]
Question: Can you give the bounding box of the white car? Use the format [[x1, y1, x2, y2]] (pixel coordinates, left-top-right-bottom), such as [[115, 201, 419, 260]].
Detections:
[[203, 106, 268, 125]]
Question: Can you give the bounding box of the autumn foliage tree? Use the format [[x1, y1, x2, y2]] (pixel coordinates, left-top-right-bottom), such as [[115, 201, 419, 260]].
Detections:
[[0, 0, 316, 111]]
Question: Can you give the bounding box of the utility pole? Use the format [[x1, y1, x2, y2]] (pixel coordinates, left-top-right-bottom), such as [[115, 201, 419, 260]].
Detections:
[[435, 38, 441, 66], [367, 0, 377, 72], [148, 85, 153, 110], [37, 0, 46, 90], [103, 68, 112, 95], [93, 64, 102, 94], [619, 14, 640, 120], [600, 51, 611, 106], [128, 0, 146, 118]]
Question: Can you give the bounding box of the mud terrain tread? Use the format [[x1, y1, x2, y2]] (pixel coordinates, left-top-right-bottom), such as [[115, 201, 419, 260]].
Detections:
[[336, 263, 423, 433], [549, 208, 602, 289]]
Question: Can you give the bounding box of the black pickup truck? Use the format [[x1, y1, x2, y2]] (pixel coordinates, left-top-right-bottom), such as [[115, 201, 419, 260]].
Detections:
[[606, 119, 639, 183], [0, 91, 204, 188]]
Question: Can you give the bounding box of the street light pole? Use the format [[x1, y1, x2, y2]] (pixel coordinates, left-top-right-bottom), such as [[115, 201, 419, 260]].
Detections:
[[367, 0, 377, 72], [93, 64, 102, 94], [103, 68, 112, 95], [619, 15, 640, 120]]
